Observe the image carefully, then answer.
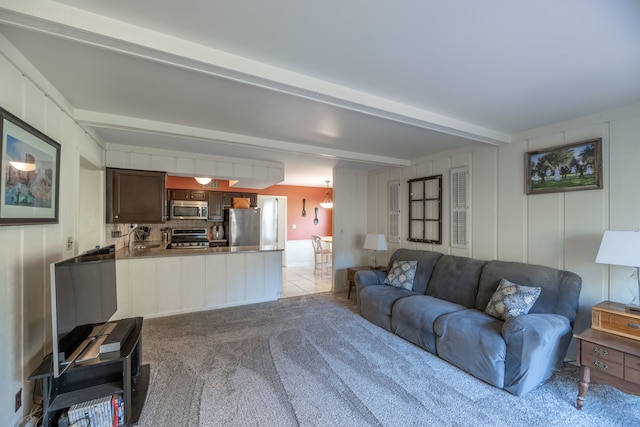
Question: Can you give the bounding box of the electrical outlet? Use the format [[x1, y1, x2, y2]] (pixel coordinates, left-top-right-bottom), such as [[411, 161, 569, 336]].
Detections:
[[111, 230, 122, 238], [66, 237, 73, 250], [15, 388, 21, 412]]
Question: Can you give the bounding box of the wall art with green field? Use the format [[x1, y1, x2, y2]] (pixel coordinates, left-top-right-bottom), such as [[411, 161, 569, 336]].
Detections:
[[526, 138, 602, 195]]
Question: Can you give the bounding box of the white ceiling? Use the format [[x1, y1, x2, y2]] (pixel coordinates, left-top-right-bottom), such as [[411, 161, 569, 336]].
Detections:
[[1, 1, 639, 187]]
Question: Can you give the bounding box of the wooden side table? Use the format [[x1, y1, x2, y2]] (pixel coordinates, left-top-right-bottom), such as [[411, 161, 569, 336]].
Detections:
[[574, 327, 640, 409], [347, 265, 387, 299]]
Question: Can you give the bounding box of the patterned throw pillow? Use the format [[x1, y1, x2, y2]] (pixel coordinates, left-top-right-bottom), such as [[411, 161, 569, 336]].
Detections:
[[485, 278, 541, 321], [384, 260, 418, 290]]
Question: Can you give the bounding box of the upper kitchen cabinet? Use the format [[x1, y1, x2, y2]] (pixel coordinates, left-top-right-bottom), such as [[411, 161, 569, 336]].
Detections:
[[107, 168, 166, 223], [208, 192, 224, 222], [168, 189, 207, 201], [223, 192, 258, 207]]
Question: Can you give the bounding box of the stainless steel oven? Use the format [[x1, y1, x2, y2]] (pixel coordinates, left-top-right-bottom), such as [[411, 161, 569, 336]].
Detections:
[[169, 200, 208, 220], [168, 228, 210, 248]]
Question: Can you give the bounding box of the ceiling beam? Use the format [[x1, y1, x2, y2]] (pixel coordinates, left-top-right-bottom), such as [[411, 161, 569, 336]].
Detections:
[[75, 110, 411, 167], [0, 3, 512, 146]]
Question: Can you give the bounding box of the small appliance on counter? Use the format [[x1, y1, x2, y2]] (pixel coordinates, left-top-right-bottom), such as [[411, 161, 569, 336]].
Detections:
[[168, 228, 210, 248], [211, 224, 224, 240]]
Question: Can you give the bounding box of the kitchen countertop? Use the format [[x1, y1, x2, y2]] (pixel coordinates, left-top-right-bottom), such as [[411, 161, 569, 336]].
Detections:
[[117, 241, 282, 259]]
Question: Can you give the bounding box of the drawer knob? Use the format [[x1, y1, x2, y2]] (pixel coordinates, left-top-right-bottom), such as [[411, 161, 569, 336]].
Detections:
[[593, 347, 608, 357], [629, 323, 640, 329], [593, 360, 608, 371]]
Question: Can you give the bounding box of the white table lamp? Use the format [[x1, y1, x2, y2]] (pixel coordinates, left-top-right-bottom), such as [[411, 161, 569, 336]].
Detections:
[[595, 230, 640, 312], [363, 234, 387, 268]]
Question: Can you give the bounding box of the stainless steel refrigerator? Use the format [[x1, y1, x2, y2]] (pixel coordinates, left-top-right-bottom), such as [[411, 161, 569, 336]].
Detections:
[[225, 208, 261, 247]]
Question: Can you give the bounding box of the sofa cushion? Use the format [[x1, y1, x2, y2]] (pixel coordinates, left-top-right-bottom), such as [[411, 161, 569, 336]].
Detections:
[[359, 285, 416, 331], [425, 255, 487, 308], [385, 260, 418, 290], [387, 249, 444, 294], [475, 260, 582, 325], [434, 309, 506, 388], [391, 295, 467, 354], [485, 278, 541, 321]]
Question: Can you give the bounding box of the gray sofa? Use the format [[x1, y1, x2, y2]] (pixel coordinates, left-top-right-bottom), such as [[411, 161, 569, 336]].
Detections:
[[355, 249, 582, 397]]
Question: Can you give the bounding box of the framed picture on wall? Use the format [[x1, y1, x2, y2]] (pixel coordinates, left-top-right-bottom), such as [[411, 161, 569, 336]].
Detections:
[[0, 107, 61, 225], [525, 138, 602, 195]]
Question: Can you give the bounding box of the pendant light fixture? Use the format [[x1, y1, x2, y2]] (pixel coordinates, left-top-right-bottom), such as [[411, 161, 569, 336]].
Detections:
[[195, 177, 212, 185], [320, 180, 333, 209]]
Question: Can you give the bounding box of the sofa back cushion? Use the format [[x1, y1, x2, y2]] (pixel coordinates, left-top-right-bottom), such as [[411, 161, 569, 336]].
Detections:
[[388, 249, 443, 294], [425, 255, 488, 308], [476, 260, 582, 324]]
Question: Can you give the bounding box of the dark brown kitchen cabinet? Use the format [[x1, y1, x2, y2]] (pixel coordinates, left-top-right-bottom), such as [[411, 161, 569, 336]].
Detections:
[[168, 189, 207, 201], [245, 193, 258, 207], [107, 168, 166, 223], [223, 192, 258, 207], [208, 192, 224, 221]]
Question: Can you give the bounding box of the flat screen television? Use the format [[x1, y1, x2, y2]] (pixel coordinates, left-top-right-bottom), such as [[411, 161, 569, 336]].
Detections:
[[50, 244, 117, 377]]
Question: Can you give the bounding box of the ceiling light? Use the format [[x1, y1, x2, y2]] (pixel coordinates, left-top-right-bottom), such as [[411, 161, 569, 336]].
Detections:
[[320, 180, 333, 209], [195, 177, 212, 185]]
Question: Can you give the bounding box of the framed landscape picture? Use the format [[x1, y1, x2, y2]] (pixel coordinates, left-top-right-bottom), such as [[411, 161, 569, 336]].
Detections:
[[1, 107, 61, 225], [526, 138, 602, 195]]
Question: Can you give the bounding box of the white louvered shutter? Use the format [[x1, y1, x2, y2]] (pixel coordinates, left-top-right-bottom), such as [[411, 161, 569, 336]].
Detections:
[[451, 167, 469, 248], [388, 180, 400, 243]]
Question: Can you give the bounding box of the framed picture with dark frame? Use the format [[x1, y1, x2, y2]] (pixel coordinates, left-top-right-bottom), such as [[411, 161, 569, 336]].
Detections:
[[526, 138, 602, 195], [1, 107, 61, 225]]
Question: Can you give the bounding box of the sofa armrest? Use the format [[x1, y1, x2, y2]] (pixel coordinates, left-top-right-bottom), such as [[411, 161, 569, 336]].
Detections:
[[354, 270, 386, 298], [501, 313, 572, 396], [355, 269, 386, 288]]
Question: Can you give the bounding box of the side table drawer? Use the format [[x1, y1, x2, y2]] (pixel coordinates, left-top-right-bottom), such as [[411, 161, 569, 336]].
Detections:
[[608, 313, 640, 339], [626, 354, 640, 385], [580, 342, 624, 379], [593, 310, 640, 340]]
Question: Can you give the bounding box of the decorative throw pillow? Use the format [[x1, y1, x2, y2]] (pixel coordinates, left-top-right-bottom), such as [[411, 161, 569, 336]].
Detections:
[[384, 260, 418, 290], [485, 278, 541, 321]]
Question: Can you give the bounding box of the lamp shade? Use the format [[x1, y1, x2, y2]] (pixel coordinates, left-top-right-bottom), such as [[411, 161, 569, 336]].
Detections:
[[320, 180, 333, 208], [363, 234, 387, 251], [595, 231, 640, 267]]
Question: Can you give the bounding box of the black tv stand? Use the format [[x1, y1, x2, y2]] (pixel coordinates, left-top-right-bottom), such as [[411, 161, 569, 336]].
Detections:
[[29, 317, 149, 427]]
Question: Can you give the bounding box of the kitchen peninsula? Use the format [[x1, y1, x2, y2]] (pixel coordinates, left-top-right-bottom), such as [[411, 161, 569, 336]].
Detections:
[[113, 245, 283, 319]]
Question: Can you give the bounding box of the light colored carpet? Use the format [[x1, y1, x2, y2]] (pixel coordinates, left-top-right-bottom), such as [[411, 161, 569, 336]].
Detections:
[[138, 292, 640, 426]]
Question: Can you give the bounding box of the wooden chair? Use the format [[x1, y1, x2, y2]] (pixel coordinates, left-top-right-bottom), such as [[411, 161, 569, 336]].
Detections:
[[311, 235, 332, 276]]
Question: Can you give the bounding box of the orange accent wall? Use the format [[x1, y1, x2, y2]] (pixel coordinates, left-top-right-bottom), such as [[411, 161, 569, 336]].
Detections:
[[167, 177, 332, 240]]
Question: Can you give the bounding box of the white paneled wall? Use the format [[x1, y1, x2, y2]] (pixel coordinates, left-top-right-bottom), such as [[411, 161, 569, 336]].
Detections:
[[114, 252, 282, 319], [0, 38, 105, 427], [368, 104, 640, 349]]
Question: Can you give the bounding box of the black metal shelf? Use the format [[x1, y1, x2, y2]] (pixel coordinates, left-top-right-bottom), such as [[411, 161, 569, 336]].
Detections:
[[29, 317, 148, 427], [49, 383, 123, 412]]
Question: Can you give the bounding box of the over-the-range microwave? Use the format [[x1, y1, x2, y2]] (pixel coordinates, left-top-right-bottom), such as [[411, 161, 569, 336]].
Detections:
[[170, 200, 208, 220]]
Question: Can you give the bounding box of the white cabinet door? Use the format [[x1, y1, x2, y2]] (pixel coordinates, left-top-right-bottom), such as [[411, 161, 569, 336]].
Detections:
[[129, 258, 157, 316], [205, 254, 227, 307], [182, 255, 206, 310], [157, 257, 181, 314]]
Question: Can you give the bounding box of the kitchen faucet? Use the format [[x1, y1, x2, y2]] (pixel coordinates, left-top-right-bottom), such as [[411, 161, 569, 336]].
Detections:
[[128, 224, 138, 250]]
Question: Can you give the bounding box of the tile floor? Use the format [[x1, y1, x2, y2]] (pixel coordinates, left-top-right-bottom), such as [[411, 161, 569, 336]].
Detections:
[[281, 265, 332, 298]]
